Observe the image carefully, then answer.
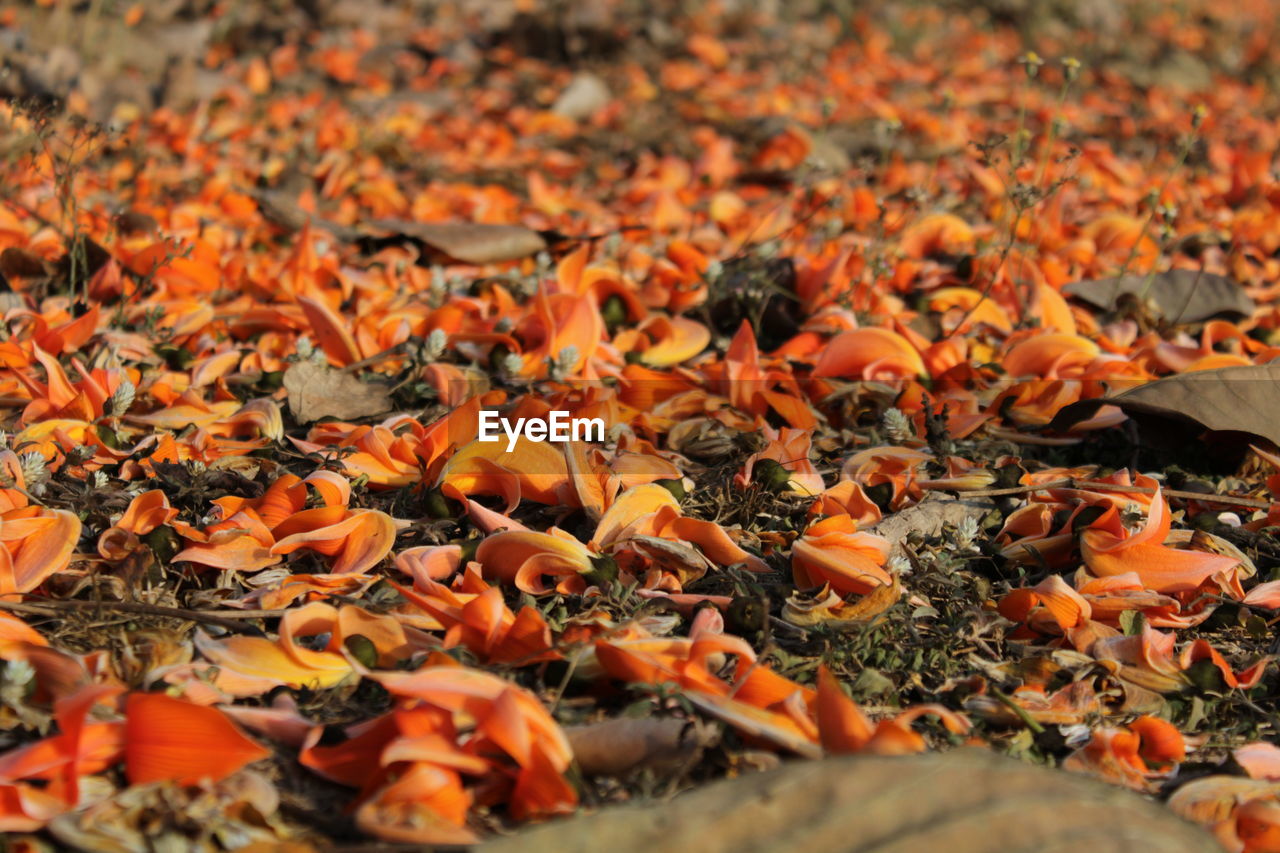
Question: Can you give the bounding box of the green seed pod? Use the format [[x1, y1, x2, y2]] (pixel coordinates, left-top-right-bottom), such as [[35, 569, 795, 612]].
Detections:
[[344, 634, 379, 669], [655, 478, 686, 501], [422, 486, 456, 520], [601, 293, 628, 333], [753, 458, 792, 492], [726, 597, 766, 636]]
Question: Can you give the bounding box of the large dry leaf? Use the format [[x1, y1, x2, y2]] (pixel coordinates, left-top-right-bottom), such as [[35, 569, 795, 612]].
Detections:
[[365, 220, 550, 264], [1063, 271, 1254, 323], [283, 360, 393, 423], [246, 198, 555, 264], [478, 750, 1217, 853], [566, 717, 719, 777], [251, 188, 362, 242], [1049, 363, 1280, 449]]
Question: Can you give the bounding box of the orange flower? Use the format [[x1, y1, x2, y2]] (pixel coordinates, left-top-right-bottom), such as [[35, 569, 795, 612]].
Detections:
[[840, 446, 931, 511], [97, 489, 179, 561], [1063, 715, 1185, 792], [717, 322, 817, 429], [792, 514, 893, 597], [1081, 487, 1240, 593], [998, 574, 1092, 635], [0, 505, 82, 596], [808, 481, 883, 526], [477, 483, 766, 595], [271, 508, 398, 575], [14, 345, 130, 425], [816, 665, 969, 755], [1169, 776, 1280, 853], [736, 426, 825, 496], [193, 602, 413, 695], [371, 667, 576, 820], [392, 566, 556, 664], [0, 684, 124, 808], [898, 212, 975, 258]]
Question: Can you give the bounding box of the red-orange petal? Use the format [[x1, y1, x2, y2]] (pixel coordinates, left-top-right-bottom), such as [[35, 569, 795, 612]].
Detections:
[[124, 692, 270, 785]]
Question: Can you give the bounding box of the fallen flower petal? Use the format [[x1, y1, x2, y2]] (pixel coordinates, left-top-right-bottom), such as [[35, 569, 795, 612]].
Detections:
[[124, 693, 270, 785]]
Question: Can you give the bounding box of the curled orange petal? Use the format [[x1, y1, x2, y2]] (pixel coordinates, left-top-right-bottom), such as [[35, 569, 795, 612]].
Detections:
[[812, 328, 927, 380]]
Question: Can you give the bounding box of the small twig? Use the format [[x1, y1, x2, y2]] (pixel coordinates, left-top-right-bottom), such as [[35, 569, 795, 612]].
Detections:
[[961, 479, 1072, 497], [0, 599, 285, 635], [991, 688, 1046, 734], [340, 341, 411, 374], [547, 644, 584, 711], [766, 614, 809, 638], [962, 479, 1271, 509]]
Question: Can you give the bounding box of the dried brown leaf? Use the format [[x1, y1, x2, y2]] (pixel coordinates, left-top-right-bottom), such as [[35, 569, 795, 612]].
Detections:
[[283, 360, 392, 424], [566, 717, 718, 778], [1049, 363, 1280, 450], [365, 220, 549, 265], [1063, 270, 1254, 323], [0, 247, 51, 279]]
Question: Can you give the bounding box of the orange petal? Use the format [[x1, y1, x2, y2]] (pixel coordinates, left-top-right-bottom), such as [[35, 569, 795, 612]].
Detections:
[[815, 665, 873, 753], [1001, 333, 1099, 379], [1245, 580, 1280, 609], [593, 483, 679, 548], [296, 294, 362, 367], [665, 515, 770, 572], [899, 212, 974, 258], [271, 509, 397, 574], [639, 315, 711, 366], [476, 530, 593, 593], [194, 632, 353, 691], [1130, 715, 1185, 765], [124, 692, 270, 785], [792, 515, 892, 597], [812, 328, 927, 380], [1082, 493, 1238, 593], [371, 667, 572, 769], [394, 545, 463, 587], [0, 508, 82, 594], [1236, 743, 1280, 781], [0, 781, 65, 831], [355, 764, 478, 845], [172, 531, 280, 572]]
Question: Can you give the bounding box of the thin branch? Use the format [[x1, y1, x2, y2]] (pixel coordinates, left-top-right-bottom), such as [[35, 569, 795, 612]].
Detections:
[[340, 341, 411, 374], [960, 479, 1271, 508], [0, 599, 287, 634], [991, 688, 1046, 734]]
